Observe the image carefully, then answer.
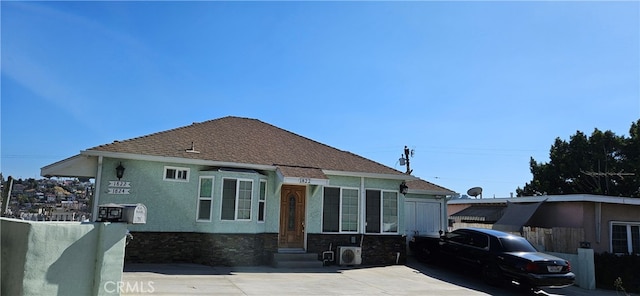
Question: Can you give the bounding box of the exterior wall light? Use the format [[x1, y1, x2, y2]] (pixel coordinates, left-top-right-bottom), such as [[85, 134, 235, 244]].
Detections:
[[116, 162, 125, 180], [399, 181, 409, 195]]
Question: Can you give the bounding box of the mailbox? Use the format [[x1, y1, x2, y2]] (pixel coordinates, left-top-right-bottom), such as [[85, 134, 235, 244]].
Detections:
[[97, 203, 124, 222], [97, 203, 146, 224], [122, 203, 147, 224]]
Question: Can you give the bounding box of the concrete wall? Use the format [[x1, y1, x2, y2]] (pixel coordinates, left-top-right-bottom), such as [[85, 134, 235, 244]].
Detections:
[[1, 218, 128, 296], [548, 248, 596, 290]]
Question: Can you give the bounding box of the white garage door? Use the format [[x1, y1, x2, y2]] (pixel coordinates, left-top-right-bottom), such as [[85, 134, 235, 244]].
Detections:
[[405, 200, 443, 247]]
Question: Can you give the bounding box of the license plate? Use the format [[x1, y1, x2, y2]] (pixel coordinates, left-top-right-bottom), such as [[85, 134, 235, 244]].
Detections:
[[547, 266, 562, 272]]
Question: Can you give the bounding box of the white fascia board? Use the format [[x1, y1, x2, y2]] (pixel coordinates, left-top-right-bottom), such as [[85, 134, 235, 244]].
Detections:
[[408, 189, 458, 196], [322, 170, 417, 181], [80, 150, 278, 171]]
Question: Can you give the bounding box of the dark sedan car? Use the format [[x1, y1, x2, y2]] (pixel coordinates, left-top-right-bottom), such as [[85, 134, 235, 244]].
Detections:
[[411, 228, 575, 290]]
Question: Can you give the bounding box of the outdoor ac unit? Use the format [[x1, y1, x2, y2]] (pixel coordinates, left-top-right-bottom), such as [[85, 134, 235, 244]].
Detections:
[[338, 246, 362, 266]]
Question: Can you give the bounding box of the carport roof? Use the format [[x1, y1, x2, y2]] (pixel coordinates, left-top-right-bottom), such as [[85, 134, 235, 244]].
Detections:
[[450, 205, 506, 222]]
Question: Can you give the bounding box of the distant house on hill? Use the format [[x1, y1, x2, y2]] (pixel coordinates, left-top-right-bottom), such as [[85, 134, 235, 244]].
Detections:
[[42, 116, 455, 266]]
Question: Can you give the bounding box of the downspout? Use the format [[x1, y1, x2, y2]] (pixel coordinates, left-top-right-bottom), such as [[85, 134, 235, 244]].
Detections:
[[441, 196, 447, 234], [92, 156, 103, 222], [595, 202, 601, 243], [360, 177, 365, 234]]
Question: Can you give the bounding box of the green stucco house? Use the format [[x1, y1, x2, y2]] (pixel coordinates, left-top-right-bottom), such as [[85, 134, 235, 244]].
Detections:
[[42, 116, 455, 266]]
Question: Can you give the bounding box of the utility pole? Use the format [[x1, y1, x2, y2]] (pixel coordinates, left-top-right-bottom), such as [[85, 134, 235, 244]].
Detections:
[[2, 176, 14, 217], [400, 146, 413, 175]]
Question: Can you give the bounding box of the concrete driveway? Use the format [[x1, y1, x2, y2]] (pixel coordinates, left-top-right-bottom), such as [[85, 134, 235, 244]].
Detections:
[[120, 258, 624, 296]]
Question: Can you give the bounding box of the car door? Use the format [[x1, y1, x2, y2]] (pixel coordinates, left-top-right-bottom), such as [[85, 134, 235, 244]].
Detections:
[[440, 230, 471, 262], [464, 232, 490, 267]]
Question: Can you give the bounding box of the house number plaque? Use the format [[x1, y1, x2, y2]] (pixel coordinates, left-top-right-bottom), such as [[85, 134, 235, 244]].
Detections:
[[108, 180, 131, 195], [298, 178, 311, 184]]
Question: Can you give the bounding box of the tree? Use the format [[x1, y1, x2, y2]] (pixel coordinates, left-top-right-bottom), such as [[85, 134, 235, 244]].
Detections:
[[517, 120, 640, 197]]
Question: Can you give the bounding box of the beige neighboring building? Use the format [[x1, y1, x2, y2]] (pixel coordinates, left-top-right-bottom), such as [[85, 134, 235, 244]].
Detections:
[[448, 194, 640, 255]]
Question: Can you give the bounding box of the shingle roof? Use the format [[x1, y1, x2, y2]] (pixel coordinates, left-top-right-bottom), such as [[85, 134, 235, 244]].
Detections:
[[89, 116, 402, 175], [406, 179, 457, 194], [87, 116, 454, 193]]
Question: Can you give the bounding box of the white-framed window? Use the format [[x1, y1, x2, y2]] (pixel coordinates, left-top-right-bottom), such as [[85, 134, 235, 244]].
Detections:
[[322, 187, 359, 233], [258, 180, 267, 222], [365, 189, 398, 233], [196, 177, 214, 221], [164, 166, 190, 182], [221, 178, 253, 221], [610, 221, 640, 255]]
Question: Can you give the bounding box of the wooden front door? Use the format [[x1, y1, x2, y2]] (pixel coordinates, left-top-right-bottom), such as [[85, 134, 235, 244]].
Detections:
[[279, 185, 306, 248]]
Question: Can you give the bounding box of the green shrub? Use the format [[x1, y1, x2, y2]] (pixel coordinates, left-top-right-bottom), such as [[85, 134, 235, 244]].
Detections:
[[594, 252, 640, 293]]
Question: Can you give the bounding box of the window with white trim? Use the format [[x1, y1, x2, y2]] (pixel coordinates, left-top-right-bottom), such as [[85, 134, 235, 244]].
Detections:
[[322, 187, 359, 232], [196, 177, 214, 221], [164, 166, 189, 182], [611, 221, 640, 255], [221, 178, 253, 220], [366, 190, 398, 233], [258, 180, 267, 222]]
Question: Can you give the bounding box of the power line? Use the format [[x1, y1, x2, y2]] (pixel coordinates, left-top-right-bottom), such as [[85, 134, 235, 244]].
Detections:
[[581, 170, 635, 180]]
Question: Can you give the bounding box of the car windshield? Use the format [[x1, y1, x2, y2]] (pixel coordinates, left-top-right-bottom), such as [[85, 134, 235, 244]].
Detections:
[[499, 236, 537, 252]]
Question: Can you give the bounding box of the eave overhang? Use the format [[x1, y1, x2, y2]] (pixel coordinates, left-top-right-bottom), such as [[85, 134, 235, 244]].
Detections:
[[322, 170, 417, 181], [41, 154, 99, 178], [80, 150, 278, 171]]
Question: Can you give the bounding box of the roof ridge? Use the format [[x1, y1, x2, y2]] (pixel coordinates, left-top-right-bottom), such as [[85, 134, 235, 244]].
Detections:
[[91, 116, 246, 150]]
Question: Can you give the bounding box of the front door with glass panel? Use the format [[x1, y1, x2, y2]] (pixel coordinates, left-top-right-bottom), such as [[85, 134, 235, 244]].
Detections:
[[279, 185, 306, 248]]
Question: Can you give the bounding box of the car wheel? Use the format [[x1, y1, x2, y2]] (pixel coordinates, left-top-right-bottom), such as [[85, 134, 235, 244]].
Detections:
[[481, 263, 503, 286]]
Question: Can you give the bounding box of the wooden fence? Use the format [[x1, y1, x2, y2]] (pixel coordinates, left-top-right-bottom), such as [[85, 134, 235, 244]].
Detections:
[[451, 223, 585, 254], [522, 226, 584, 254]]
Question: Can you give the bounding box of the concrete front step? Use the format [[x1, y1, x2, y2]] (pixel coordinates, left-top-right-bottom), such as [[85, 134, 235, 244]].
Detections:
[[272, 253, 323, 268]]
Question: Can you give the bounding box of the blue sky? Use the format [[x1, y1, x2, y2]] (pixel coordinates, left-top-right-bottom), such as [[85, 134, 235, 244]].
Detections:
[[2, 1, 639, 198]]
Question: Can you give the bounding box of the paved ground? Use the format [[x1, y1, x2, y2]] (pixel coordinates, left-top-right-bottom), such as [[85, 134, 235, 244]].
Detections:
[[120, 258, 629, 296]]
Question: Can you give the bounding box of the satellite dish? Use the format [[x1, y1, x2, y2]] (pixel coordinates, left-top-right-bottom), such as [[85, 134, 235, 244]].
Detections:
[[467, 187, 483, 198]]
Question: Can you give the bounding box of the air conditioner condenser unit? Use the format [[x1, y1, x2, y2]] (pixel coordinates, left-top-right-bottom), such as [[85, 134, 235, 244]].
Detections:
[[337, 246, 362, 266]]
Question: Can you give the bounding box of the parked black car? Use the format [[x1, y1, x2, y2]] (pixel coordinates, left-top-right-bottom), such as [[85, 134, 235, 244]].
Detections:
[[410, 228, 575, 289]]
